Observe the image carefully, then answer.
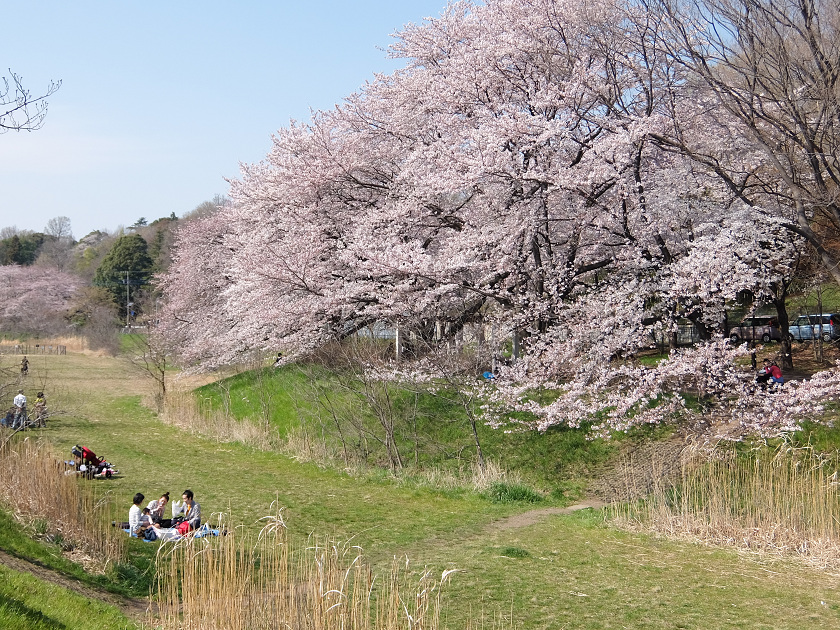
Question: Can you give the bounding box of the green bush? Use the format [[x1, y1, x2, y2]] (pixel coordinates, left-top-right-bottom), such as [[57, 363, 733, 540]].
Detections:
[[486, 482, 543, 504]]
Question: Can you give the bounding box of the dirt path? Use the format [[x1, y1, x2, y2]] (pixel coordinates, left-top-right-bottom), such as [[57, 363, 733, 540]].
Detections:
[[488, 499, 607, 531], [0, 549, 149, 620]]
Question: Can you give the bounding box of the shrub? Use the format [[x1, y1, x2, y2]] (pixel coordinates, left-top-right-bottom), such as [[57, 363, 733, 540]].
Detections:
[[486, 482, 543, 504]]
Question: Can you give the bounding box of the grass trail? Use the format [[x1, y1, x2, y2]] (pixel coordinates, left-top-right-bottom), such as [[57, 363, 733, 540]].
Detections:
[[8, 352, 840, 628]]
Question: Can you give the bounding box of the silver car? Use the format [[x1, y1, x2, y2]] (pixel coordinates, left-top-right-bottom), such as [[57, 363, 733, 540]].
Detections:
[[729, 316, 781, 343], [788, 314, 839, 342]]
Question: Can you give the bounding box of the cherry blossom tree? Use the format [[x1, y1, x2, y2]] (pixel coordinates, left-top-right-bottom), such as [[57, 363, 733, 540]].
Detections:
[[651, 0, 840, 285], [0, 265, 80, 334], [159, 0, 821, 437]]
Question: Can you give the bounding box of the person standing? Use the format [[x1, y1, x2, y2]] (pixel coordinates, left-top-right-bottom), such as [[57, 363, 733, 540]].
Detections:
[[34, 391, 47, 428], [12, 389, 26, 428], [20, 356, 28, 376]]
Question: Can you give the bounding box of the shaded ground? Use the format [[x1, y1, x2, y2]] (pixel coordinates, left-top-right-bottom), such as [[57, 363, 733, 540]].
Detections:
[[0, 549, 148, 620]]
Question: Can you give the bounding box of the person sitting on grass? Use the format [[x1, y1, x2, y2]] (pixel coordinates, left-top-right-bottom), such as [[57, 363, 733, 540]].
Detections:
[[1, 408, 15, 428], [756, 359, 784, 387], [137, 507, 160, 540], [147, 492, 171, 527], [175, 489, 201, 535], [129, 493, 145, 536]]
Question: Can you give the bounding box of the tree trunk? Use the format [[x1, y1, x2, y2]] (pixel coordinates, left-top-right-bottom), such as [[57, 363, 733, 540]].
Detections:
[[773, 297, 793, 370]]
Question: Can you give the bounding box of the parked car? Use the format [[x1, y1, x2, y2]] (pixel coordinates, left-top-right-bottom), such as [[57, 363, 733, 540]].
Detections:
[[729, 316, 781, 343], [788, 314, 840, 342]]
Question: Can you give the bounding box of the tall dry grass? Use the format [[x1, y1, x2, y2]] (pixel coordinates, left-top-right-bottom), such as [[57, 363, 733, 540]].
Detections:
[[153, 510, 459, 630], [163, 388, 520, 494], [0, 435, 125, 568], [609, 444, 840, 570], [0, 335, 107, 355], [159, 388, 277, 450], [282, 425, 519, 492]]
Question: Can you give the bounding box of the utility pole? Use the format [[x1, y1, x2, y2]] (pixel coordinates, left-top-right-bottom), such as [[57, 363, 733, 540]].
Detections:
[[117, 269, 147, 330]]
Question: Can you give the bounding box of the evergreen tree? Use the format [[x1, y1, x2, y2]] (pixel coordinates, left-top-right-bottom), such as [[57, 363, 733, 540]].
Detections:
[[2, 235, 22, 265], [93, 233, 154, 317]]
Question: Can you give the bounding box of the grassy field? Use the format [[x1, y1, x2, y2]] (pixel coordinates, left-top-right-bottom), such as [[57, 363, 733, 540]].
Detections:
[[3, 351, 840, 628]]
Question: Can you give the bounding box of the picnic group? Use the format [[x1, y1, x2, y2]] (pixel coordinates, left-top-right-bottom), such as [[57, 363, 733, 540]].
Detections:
[[2, 388, 48, 429], [126, 489, 203, 541]]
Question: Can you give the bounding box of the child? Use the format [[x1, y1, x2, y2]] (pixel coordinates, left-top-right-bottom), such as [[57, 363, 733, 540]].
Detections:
[[138, 507, 159, 540]]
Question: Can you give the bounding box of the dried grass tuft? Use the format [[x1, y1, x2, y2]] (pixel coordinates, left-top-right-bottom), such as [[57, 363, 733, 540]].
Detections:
[[159, 389, 277, 450], [608, 443, 840, 571], [153, 510, 459, 630]]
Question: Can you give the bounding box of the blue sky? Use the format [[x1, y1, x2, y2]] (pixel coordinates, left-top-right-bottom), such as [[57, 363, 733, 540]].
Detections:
[[1, 0, 447, 238]]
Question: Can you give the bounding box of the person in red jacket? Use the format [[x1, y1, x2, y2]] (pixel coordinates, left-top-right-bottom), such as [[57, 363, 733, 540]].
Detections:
[[757, 359, 784, 386]]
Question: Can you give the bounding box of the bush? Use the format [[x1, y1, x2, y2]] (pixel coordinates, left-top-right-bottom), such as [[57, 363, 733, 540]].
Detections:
[[486, 482, 543, 504]]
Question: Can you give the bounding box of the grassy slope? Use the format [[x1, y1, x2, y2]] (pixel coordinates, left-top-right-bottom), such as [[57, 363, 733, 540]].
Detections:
[[4, 352, 840, 628], [0, 566, 133, 630], [195, 364, 619, 495]]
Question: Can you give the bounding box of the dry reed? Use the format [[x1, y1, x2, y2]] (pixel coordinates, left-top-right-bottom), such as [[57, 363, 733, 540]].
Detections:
[[609, 444, 840, 570], [0, 335, 102, 355], [159, 388, 277, 450], [152, 510, 457, 630], [282, 425, 519, 492], [0, 435, 125, 568]]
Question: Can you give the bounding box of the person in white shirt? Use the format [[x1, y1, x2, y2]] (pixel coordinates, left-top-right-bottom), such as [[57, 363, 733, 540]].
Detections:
[[128, 493, 145, 535], [12, 390, 26, 428]]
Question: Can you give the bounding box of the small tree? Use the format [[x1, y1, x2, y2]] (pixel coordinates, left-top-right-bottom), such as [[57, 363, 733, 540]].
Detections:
[[38, 216, 75, 271], [124, 331, 170, 412]]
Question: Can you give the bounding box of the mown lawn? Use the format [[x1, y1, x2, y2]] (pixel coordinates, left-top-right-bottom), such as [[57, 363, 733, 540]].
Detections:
[[3, 351, 840, 629]]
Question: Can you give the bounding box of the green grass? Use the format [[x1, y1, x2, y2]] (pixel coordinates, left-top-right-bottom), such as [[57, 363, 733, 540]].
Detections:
[[5, 352, 840, 629], [195, 364, 620, 494], [0, 508, 155, 600], [787, 285, 840, 318], [194, 364, 310, 434], [0, 565, 135, 630], [422, 509, 840, 629], [786, 417, 840, 453]]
